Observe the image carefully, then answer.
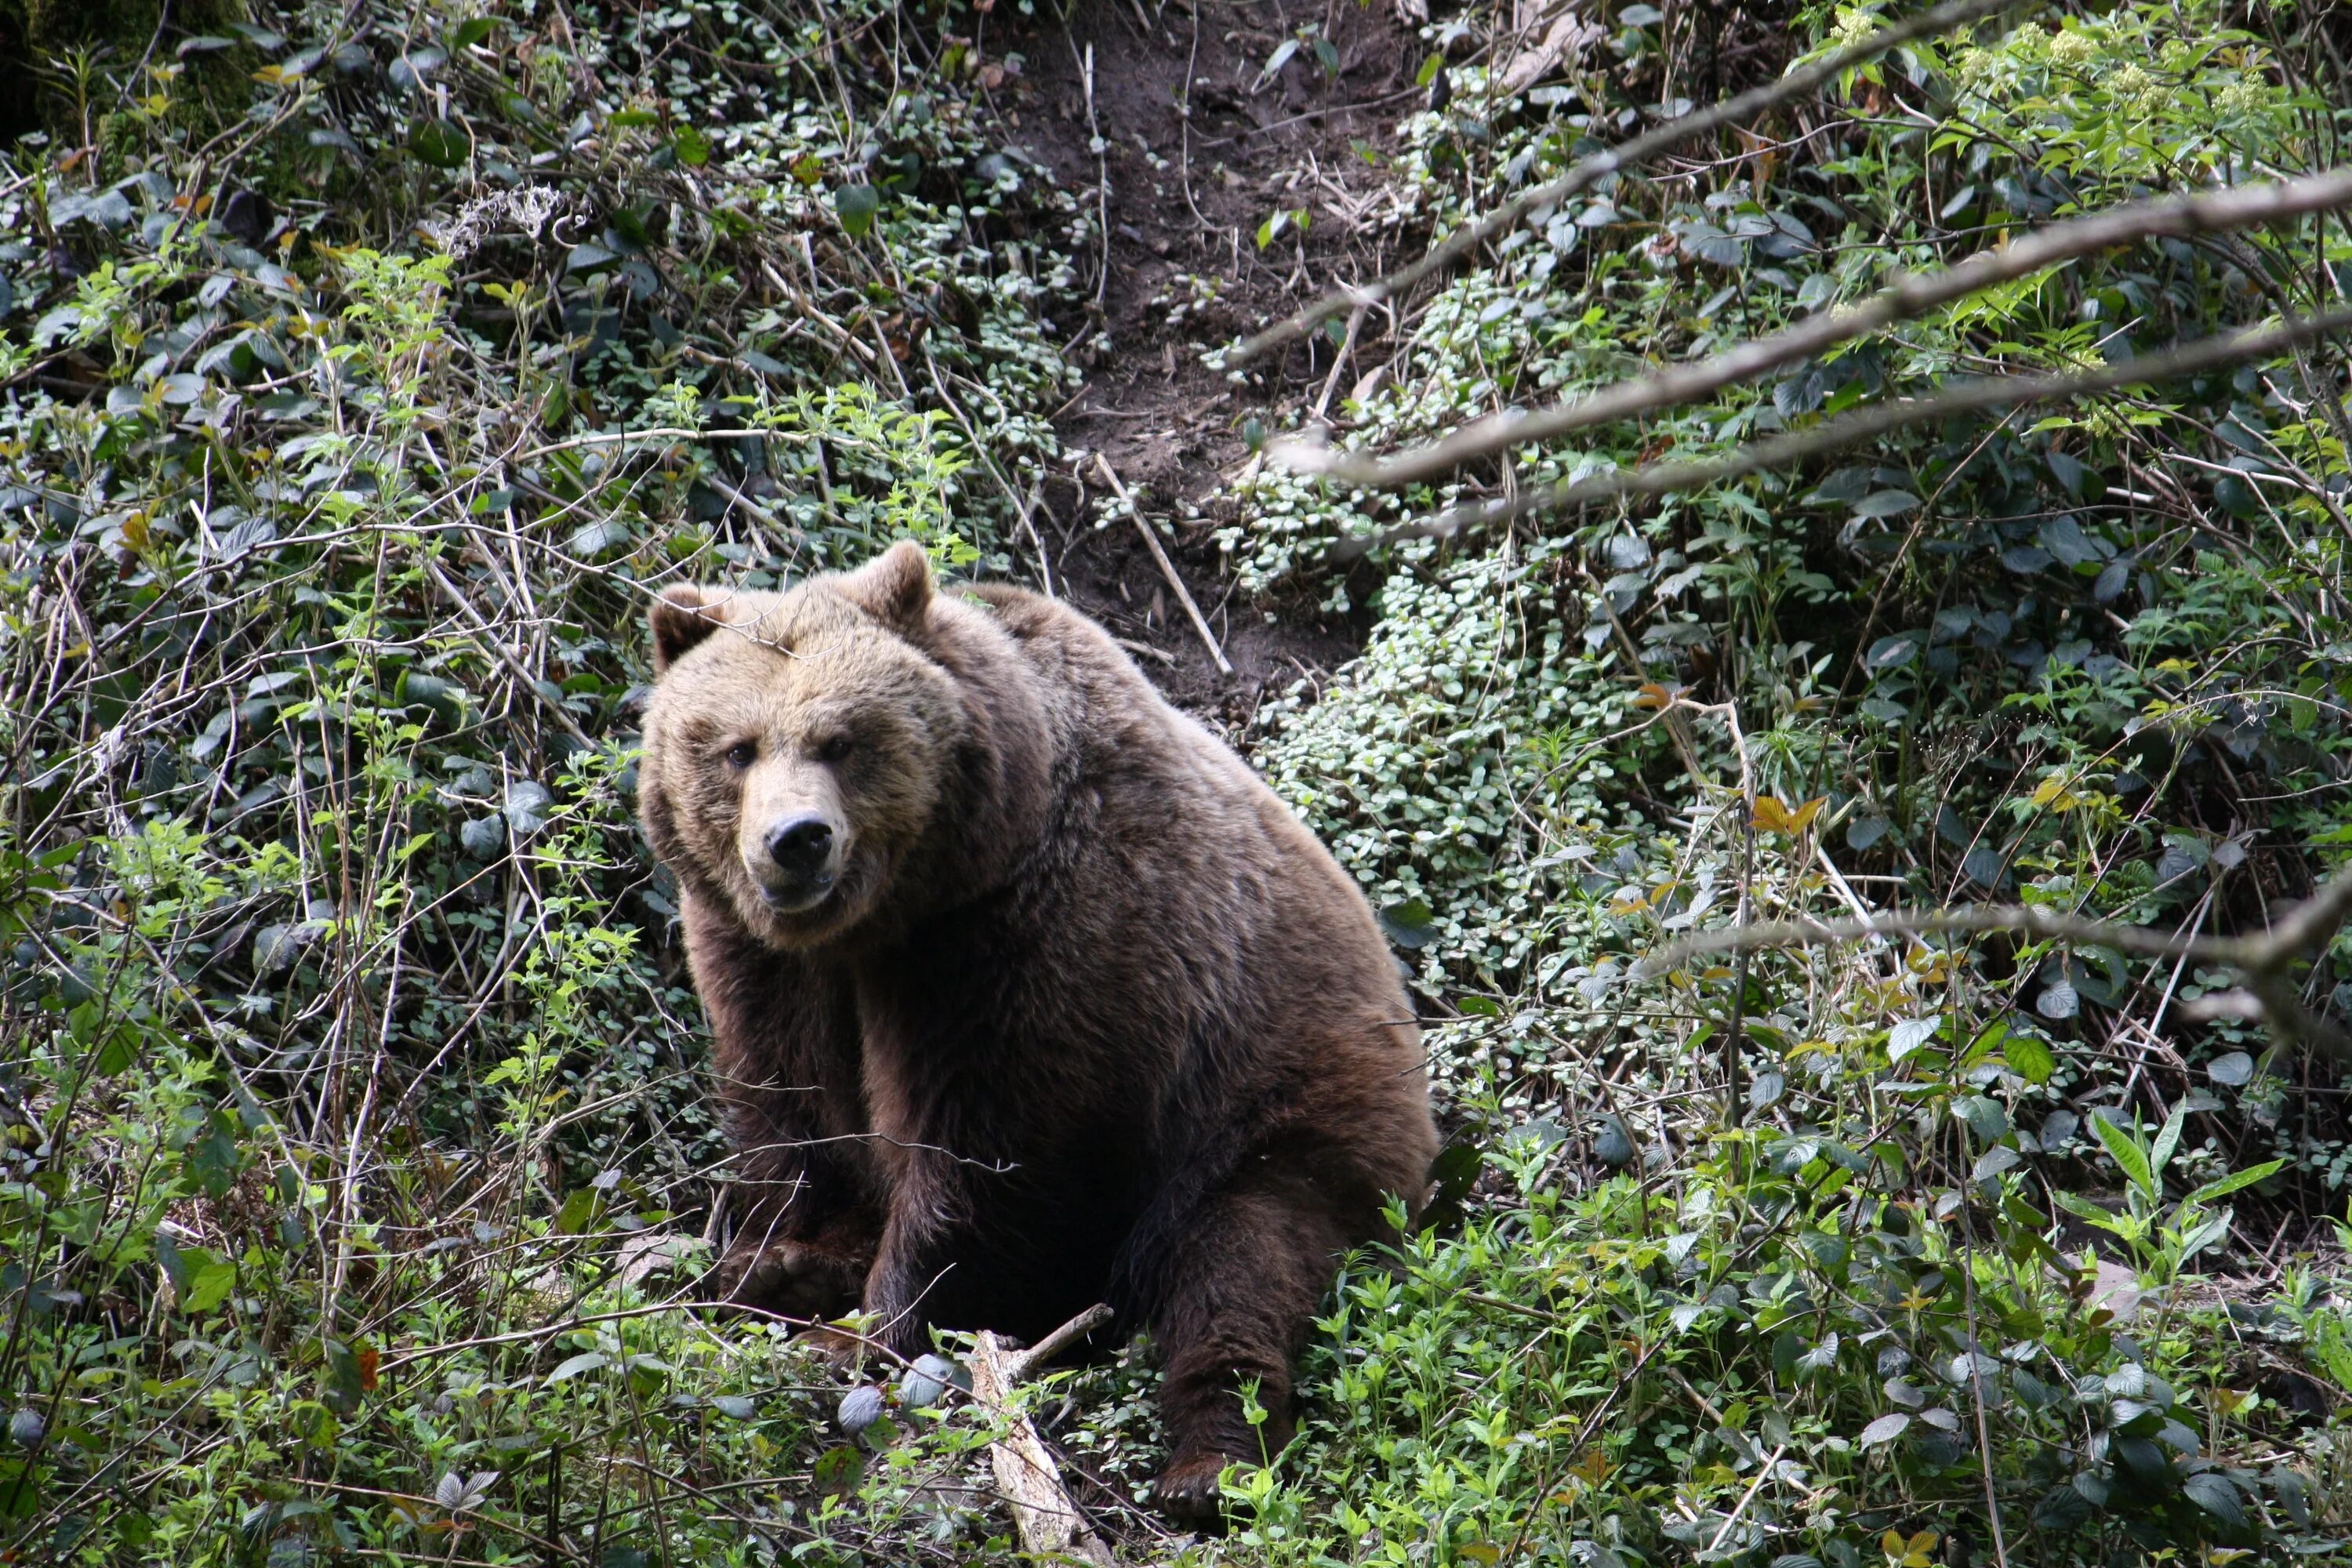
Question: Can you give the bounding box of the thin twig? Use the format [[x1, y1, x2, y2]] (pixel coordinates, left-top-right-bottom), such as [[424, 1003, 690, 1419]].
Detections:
[[1639, 860, 2352, 1058], [1093, 454, 1234, 675]]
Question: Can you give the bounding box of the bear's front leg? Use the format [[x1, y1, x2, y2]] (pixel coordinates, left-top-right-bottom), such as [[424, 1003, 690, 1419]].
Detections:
[[1146, 1162, 1361, 1528], [857, 1175, 967, 1357]]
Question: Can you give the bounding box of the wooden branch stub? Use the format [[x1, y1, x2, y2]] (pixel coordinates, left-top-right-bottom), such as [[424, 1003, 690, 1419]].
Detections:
[[970, 1305, 1116, 1565]]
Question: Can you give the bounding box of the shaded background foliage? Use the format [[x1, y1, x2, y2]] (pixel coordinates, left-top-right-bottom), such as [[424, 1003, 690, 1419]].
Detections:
[[9, 0, 2352, 1564]]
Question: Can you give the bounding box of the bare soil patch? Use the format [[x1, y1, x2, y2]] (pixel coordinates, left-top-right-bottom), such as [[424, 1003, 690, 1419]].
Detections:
[[986, 0, 1425, 727]]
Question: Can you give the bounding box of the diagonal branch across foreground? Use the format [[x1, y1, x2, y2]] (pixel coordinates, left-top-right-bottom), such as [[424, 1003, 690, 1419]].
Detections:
[[1640, 858, 2352, 1058], [1225, 0, 2019, 365], [1315, 299, 2352, 560], [1273, 165, 2352, 488]]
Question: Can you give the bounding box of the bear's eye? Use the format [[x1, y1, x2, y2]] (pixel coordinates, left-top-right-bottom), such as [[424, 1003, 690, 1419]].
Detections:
[[724, 740, 757, 770], [815, 735, 854, 765]]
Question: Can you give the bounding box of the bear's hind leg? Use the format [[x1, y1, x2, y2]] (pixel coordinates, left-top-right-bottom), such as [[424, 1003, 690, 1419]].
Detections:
[[1146, 1163, 1364, 1527]]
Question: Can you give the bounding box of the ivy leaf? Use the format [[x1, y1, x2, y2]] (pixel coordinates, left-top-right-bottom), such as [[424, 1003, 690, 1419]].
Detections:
[[835, 184, 881, 238], [1859, 1413, 1910, 1446], [2205, 1051, 2255, 1087]]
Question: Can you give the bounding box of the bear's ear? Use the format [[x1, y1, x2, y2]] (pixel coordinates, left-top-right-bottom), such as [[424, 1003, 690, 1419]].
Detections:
[[648, 585, 729, 674], [837, 539, 933, 633]]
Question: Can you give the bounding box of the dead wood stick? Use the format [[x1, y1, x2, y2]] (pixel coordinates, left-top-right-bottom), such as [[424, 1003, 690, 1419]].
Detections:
[[1092, 455, 1234, 676], [969, 1304, 1116, 1565]]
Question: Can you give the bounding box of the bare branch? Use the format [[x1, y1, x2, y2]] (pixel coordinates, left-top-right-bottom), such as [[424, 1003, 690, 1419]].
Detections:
[[1224, 0, 2020, 366], [1276, 166, 2352, 488], [1638, 862, 2352, 1058], [1317, 301, 2352, 561]]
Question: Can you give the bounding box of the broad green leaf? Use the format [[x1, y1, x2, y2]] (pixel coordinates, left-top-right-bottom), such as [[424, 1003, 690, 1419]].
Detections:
[[2149, 1102, 2187, 1183], [835, 184, 881, 238], [1858, 1413, 1909, 1446], [2004, 1033, 2055, 1085], [2050, 1189, 2130, 1236], [2187, 1158, 2285, 1207], [2090, 1115, 2153, 1196]]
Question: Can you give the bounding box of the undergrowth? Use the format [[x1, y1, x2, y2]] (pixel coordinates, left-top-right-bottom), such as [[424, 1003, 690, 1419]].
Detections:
[[8, 0, 2352, 1564]]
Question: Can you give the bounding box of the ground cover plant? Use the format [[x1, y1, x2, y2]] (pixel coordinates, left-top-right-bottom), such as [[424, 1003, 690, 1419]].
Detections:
[[9, 0, 2352, 1563]]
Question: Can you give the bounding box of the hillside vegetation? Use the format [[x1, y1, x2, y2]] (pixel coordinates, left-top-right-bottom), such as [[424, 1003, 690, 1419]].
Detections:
[[7, 0, 2352, 1564]]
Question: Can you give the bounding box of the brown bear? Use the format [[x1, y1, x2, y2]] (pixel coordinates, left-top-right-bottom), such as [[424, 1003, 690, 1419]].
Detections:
[[637, 540, 1436, 1521]]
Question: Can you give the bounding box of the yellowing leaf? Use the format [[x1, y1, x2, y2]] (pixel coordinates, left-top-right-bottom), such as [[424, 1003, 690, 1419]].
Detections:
[[1752, 795, 1828, 837], [2029, 775, 2084, 812], [1633, 681, 1681, 710]]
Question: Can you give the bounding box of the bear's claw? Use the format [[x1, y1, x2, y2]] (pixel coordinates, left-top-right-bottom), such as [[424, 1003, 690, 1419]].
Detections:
[[1151, 1451, 1237, 1530]]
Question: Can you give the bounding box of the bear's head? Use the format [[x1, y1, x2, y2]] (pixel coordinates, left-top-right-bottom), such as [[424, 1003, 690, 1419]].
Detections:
[[639, 541, 967, 949]]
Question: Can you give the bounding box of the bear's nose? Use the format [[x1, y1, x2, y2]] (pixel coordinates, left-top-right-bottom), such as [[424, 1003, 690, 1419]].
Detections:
[[764, 815, 836, 877]]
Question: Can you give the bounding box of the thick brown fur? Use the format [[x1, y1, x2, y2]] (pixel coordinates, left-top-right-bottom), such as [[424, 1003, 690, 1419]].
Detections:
[[637, 542, 1438, 1523]]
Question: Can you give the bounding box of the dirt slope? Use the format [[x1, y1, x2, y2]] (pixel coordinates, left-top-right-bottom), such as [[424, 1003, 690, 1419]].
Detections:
[[987, 0, 1423, 726]]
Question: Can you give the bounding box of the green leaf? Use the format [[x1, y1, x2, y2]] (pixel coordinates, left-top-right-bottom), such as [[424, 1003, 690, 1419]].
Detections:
[[2149, 1102, 2187, 1183], [1380, 898, 1439, 949], [447, 16, 495, 48], [182, 1254, 236, 1315], [835, 184, 880, 238], [1858, 1412, 1909, 1446], [814, 1444, 866, 1496], [672, 124, 711, 167], [321, 1338, 368, 1414], [548, 1352, 609, 1382], [183, 1116, 244, 1197], [2182, 1471, 2245, 1527], [2177, 1210, 2232, 1259], [1886, 1015, 1940, 1062], [2050, 1189, 2129, 1236], [2089, 1114, 2153, 1196], [553, 1187, 603, 1236], [2187, 1158, 2285, 1207], [2003, 1033, 2055, 1085], [408, 119, 470, 169]]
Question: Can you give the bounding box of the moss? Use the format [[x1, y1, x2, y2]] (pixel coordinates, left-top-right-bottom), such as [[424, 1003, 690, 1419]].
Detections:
[[0, 0, 251, 144]]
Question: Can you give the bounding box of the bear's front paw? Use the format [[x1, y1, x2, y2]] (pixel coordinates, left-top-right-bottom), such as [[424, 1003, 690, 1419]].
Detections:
[[1151, 1450, 1238, 1530], [711, 1238, 866, 1320]]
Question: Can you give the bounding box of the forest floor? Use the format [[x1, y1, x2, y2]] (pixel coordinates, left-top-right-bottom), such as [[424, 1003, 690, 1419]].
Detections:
[[1014, 0, 1420, 723]]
